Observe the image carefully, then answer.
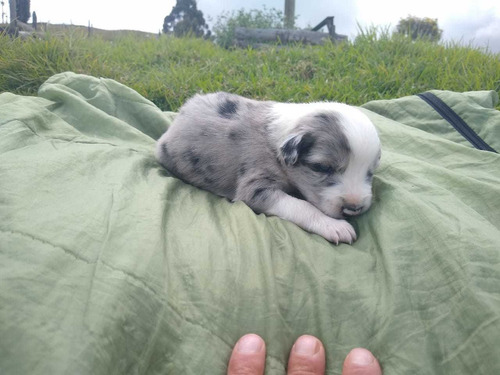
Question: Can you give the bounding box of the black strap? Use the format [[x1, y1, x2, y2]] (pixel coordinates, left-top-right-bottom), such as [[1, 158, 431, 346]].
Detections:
[[417, 92, 497, 153]]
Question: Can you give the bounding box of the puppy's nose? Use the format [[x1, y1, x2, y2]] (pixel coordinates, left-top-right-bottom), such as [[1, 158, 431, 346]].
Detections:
[[342, 204, 364, 217]]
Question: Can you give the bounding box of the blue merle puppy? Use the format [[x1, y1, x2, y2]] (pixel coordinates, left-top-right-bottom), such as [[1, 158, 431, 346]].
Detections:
[[156, 92, 381, 244]]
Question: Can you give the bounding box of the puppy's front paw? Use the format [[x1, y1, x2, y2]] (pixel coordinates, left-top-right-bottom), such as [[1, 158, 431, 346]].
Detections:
[[316, 217, 357, 245]]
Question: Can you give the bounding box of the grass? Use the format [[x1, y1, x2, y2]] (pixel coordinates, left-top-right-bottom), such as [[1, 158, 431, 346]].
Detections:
[[1, 27, 499, 111]]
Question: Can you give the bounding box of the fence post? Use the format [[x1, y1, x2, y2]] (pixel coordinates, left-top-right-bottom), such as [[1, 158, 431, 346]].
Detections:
[[8, 0, 16, 22], [284, 0, 295, 29]]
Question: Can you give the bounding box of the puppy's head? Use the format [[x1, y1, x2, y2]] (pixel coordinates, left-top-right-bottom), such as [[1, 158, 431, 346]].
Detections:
[[279, 104, 381, 219]]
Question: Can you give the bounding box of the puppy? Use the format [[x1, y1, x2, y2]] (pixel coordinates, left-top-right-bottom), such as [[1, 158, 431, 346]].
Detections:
[[155, 92, 381, 244]]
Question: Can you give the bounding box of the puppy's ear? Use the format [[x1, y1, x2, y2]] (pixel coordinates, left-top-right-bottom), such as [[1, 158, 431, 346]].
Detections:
[[279, 132, 315, 166]]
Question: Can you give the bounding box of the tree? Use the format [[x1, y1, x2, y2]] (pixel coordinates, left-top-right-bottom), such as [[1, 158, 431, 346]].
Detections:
[[396, 16, 442, 42], [16, 0, 29, 23], [163, 0, 210, 38]]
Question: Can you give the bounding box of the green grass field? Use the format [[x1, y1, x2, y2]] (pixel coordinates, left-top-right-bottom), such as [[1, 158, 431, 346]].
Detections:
[[1, 28, 499, 111]]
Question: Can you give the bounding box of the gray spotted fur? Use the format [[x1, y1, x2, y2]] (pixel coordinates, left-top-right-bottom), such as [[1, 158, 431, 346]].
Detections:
[[159, 94, 271, 206]]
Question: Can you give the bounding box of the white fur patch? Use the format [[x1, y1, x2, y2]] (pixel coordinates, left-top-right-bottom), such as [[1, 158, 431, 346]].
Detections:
[[267, 190, 357, 244]]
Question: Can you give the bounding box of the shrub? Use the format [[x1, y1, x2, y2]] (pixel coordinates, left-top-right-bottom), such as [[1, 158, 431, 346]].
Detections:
[[212, 6, 286, 48], [395, 16, 442, 42]]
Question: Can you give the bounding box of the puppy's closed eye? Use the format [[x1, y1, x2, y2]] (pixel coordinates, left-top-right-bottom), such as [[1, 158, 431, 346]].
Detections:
[[309, 163, 334, 174]]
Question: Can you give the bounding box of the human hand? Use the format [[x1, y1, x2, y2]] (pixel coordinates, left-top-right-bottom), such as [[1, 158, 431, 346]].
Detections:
[[227, 334, 382, 375]]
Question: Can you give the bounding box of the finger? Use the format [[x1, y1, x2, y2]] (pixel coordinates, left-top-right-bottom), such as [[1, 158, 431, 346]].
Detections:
[[287, 335, 326, 375], [227, 334, 266, 375], [342, 348, 382, 375]]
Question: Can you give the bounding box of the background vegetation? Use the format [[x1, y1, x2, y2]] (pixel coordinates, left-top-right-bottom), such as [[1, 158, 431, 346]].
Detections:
[[0, 26, 499, 111], [162, 0, 210, 38], [15, 0, 31, 23], [212, 6, 287, 48], [395, 16, 443, 42]]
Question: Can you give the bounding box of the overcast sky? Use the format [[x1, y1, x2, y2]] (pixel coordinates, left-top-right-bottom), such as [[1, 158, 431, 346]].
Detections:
[[6, 0, 500, 52]]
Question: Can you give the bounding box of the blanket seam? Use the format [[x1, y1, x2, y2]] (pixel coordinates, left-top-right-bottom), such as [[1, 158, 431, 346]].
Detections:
[[417, 92, 497, 153]]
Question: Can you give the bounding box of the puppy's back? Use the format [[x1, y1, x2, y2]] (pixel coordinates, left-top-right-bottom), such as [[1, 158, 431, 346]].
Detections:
[[155, 92, 275, 199]]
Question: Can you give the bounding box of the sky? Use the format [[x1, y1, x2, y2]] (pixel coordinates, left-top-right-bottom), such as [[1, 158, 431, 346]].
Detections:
[[4, 0, 500, 52]]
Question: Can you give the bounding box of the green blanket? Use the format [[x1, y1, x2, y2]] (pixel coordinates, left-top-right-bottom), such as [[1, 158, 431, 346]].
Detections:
[[1, 72, 499, 374]]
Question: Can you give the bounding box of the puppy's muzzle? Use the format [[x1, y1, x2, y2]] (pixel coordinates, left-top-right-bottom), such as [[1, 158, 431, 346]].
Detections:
[[342, 204, 364, 217]]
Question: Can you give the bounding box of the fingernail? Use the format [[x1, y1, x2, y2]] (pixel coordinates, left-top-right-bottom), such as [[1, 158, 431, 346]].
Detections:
[[293, 335, 320, 355], [237, 334, 264, 353], [348, 348, 375, 366]]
